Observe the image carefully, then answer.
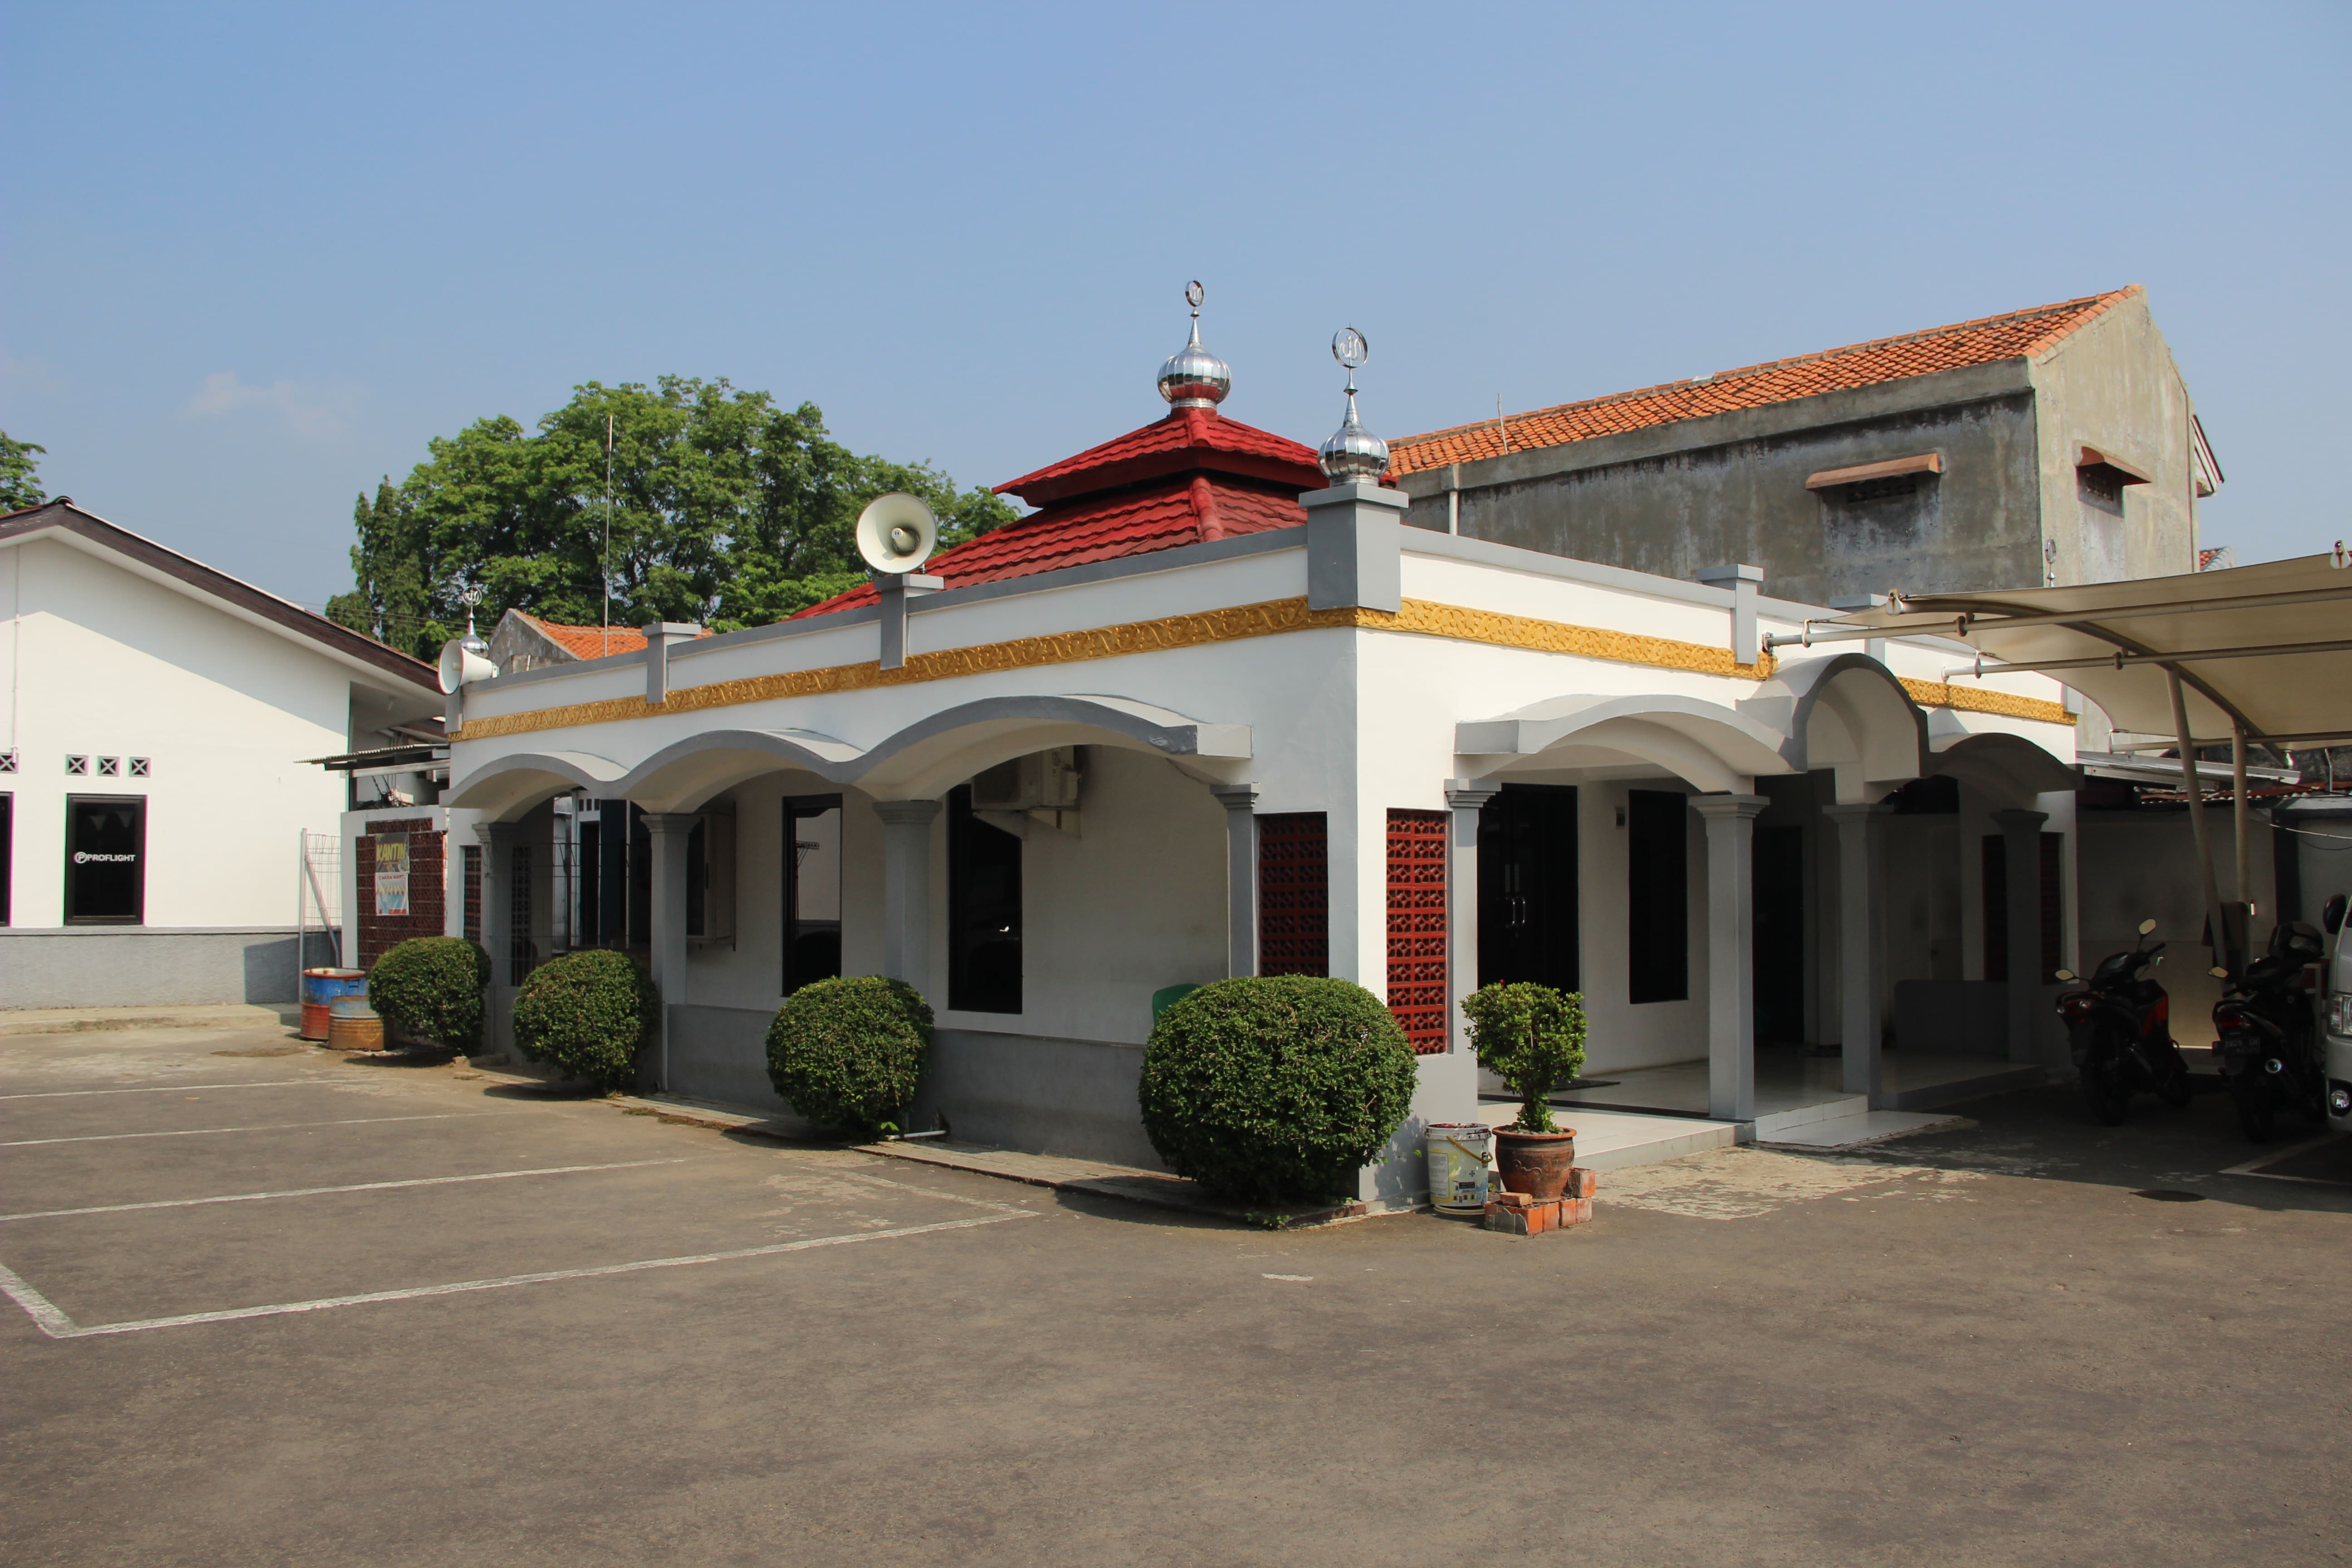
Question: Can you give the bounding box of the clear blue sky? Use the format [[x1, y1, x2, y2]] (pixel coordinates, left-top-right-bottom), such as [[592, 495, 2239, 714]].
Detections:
[[4, 2, 2346, 607]]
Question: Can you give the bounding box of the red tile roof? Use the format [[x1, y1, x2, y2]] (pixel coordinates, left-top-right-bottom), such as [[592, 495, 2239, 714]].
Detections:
[[523, 617, 649, 659], [1389, 287, 2140, 476], [797, 409, 1324, 618]]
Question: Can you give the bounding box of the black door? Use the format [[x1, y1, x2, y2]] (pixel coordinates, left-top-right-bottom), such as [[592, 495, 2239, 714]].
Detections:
[[1478, 784, 1579, 993], [65, 795, 145, 924], [948, 785, 1021, 1013], [1752, 824, 1805, 1045]]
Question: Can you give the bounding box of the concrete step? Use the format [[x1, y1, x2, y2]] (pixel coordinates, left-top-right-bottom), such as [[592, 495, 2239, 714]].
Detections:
[[0, 1003, 296, 1038], [1483, 1102, 1740, 1173], [1750, 1094, 1869, 1141], [1759, 1109, 1968, 1150]]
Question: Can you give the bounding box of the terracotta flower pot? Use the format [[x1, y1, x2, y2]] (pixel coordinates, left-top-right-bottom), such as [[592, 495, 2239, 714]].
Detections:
[[1493, 1127, 1578, 1200]]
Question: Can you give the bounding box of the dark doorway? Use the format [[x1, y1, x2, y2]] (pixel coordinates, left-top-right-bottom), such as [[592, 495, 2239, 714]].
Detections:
[[1983, 832, 2064, 982], [65, 795, 144, 925], [1478, 784, 1579, 993], [1753, 823, 1805, 1045], [0, 792, 11, 926], [948, 784, 1021, 1013], [783, 795, 843, 995], [1626, 789, 1689, 1003]]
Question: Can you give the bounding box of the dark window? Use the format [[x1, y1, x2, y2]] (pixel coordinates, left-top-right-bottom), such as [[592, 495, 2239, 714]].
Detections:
[[576, 819, 601, 946], [65, 795, 145, 924], [2077, 465, 2126, 514], [1257, 812, 1328, 976], [1752, 823, 1805, 1045], [686, 818, 708, 939], [1981, 833, 2064, 982], [1478, 784, 1578, 994], [1626, 789, 1688, 1003], [784, 795, 844, 995], [509, 843, 532, 985], [626, 804, 651, 950], [0, 793, 11, 925], [947, 784, 1021, 1013], [461, 844, 481, 943]]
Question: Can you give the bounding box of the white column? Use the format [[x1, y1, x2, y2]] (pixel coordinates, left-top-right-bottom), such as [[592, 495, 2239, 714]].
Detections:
[[1693, 794, 1768, 1122], [1210, 784, 1259, 979], [475, 820, 520, 1056], [1823, 802, 1885, 1100], [1991, 808, 2048, 1066], [641, 812, 697, 1091], [873, 799, 941, 990], [1445, 780, 1499, 1054]]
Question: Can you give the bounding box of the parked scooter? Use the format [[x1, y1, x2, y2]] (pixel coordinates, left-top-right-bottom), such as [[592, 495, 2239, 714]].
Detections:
[[2053, 919, 2193, 1125], [2210, 921, 2328, 1142]]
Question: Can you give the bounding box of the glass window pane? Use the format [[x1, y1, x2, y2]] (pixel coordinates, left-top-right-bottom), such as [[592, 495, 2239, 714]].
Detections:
[[784, 799, 842, 993], [66, 795, 144, 925]]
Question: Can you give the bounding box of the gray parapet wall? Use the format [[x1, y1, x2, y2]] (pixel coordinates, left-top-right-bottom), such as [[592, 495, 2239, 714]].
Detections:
[[0, 927, 336, 1009]]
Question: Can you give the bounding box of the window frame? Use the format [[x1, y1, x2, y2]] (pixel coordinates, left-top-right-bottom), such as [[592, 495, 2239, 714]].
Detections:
[[64, 793, 147, 926]]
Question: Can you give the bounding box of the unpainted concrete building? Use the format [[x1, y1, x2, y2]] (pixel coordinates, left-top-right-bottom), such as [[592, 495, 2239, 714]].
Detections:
[[1388, 287, 2223, 605]]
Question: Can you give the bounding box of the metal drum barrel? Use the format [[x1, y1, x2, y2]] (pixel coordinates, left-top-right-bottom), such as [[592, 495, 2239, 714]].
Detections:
[[300, 968, 366, 1041], [326, 993, 384, 1053]]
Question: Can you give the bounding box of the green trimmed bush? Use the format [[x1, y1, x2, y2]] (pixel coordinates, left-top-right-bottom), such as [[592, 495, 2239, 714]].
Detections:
[[1138, 975, 1418, 1204], [511, 950, 660, 1091], [366, 937, 491, 1051], [1462, 981, 1586, 1132], [765, 976, 933, 1137]]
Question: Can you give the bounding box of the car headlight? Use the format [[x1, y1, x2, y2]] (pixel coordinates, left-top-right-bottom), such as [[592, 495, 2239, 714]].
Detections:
[[2329, 994, 2352, 1039]]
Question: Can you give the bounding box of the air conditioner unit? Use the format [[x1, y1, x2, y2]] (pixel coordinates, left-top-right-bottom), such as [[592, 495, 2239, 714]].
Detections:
[[970, 747, 1083, 813]]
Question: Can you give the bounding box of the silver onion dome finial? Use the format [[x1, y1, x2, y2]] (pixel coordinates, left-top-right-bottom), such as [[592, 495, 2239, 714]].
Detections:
[[1318, 327, 1388, 483], [1158, 279, 1232, 410]]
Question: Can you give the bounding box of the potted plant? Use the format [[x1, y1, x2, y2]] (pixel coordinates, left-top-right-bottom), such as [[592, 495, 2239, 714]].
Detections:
[[1462, 980, 1587, 1200]]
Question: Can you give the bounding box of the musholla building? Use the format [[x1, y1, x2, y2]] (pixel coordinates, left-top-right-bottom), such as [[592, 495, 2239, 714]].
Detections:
[[445, 295, 2084, 1200]]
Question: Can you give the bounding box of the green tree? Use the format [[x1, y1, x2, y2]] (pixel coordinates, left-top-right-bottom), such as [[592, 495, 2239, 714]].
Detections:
[[0, 431, 46, 513], [331, 379, 1017, 655]]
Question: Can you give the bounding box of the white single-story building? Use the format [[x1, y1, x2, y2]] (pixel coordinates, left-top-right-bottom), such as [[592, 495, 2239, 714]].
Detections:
[[442, 320, 2090, 1202], [0, 501, 443, 1007]]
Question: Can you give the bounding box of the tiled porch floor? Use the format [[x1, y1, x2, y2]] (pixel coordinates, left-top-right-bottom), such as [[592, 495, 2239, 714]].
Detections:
[[1551, 1049, 2041, 1119]]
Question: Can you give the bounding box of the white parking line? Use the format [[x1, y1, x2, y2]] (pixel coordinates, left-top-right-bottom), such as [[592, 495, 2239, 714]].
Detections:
[[0, 1080, 332, 1101], [0, 1211, 1037, 1338], [0, 1112, 502, 1149], [0, 1158, 691, 1221]]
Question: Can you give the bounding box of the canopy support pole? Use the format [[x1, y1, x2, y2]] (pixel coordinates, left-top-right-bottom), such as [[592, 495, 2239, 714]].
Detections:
[[2168, 670, 2231, 975], [2233, 725, 2254, 968]]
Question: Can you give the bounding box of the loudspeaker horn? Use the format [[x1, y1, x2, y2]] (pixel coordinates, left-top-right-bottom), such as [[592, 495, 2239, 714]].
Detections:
[[856, 492, 938, 574], [437, 636, 500, 695]]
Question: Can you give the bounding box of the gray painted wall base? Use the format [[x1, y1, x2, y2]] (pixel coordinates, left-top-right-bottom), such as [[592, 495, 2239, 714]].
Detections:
[[910, 1028, 1164, 1171], [0, 927, 335, 1008], [663, 1004, 794, 1114]]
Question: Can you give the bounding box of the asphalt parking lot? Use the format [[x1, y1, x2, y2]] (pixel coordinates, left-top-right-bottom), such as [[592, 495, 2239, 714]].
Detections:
[[5, 1023, 2349, 1568]]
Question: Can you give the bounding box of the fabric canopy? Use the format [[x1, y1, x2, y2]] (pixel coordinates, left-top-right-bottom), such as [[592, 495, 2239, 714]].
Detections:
[[1834, 550, 2352, 746]]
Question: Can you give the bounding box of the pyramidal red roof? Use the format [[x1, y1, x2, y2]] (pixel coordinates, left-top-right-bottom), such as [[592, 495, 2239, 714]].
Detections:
[[1389, 287, 2140, 475], [796, 408, 1324, 618]]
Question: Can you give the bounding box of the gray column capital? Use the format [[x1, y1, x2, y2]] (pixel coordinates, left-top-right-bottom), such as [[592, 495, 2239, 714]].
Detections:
[[475, 818, 523, 847], [1989, 808, 2050, 833], [1444, 779, 1500, 811], [1822, 801, 1890, 824], [1209, 784, 1259, 814], [1691, 792, 1770, 821], [872, 797, 944, 828], [638, 811, 700, 835]]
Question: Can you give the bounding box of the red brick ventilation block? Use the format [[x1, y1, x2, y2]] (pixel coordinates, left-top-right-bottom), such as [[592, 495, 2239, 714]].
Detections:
[[1386, 809, 1448, 1053], [1257, 813, 1328, 978]]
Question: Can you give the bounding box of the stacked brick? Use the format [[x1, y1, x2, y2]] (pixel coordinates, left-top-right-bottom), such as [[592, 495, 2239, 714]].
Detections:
[[355, 819, 446, 969], [1483, 1168, 1599, 1236]]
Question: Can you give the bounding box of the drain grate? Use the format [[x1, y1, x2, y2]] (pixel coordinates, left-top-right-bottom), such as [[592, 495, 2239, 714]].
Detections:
[[2132, 1188, 2207, 1202]]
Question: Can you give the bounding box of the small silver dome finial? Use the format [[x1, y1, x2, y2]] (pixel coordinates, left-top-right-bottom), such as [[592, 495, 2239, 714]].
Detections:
[[1158, 280, 1231, 410], [1318, 327, 1388, 483]]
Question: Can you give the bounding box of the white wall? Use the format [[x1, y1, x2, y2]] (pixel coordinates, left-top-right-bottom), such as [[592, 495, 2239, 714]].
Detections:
[[2, 538, 358, 930]]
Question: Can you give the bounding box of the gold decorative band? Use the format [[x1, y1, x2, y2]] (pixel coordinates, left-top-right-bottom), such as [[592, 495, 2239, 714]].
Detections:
[[451, 593, 2057, 741], [1899, 677, 2077, 727]]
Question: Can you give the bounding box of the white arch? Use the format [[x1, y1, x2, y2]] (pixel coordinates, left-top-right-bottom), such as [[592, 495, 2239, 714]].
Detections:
[[1743, 653, 1928, 802], [1456, 693, 1795, 793], [444, 750, 628, 823]]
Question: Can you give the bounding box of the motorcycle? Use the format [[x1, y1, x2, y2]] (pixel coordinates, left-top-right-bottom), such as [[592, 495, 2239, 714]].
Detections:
[[2053, 918, 2192, 1125], [2209, 921, 2328, 1143]]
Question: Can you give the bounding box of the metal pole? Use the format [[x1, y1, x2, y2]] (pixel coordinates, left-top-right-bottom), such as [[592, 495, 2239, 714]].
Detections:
[[2233, 725, 2253, 967], [2169, 670, 2231, 973]]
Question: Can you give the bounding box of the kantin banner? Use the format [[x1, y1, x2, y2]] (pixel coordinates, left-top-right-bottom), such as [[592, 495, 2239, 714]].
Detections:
[[374, 833, 410, 917]]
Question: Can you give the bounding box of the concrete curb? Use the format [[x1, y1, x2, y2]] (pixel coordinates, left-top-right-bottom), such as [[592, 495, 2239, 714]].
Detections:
[[0, 1004, 299, 1038]]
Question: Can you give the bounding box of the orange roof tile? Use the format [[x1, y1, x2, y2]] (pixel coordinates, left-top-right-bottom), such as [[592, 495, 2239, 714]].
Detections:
[[1388, 287, 2139, 477], [521, 617, 648, 659]]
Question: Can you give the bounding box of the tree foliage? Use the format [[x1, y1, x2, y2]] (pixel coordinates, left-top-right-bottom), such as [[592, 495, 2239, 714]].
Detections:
[[326, 378, 1017, 657], [0, 431, 46, 513]]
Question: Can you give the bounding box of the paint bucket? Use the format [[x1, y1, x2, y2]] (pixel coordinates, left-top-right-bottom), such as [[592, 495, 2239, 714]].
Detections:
[[300, 968, 366, 1041], [326, 994, 384, 1053], [1425, 1122, 1494, 1215]]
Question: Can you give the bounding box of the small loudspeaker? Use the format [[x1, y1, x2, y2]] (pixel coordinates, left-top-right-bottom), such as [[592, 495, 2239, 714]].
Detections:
[[437, 637, 500, 695], [855, 492, 938, 574]]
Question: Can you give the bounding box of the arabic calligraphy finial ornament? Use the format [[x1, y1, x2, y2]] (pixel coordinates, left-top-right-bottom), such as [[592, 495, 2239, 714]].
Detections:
[[1158, 280, 1231, 410], [1318, 326, 1388, 482]]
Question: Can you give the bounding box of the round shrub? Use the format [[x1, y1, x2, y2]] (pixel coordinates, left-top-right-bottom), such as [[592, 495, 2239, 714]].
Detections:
[[367, 937, 491, 1051], [1138, 975, 1418, 1204], [1462, 981, 1586, 1132], [765, 976, 933, 1137], [511, 950, 660, 1092]]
